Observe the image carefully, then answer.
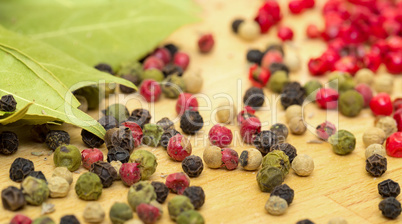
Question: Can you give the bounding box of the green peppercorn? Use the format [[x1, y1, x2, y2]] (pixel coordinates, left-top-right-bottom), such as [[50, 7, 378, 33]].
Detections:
[[162, 75, 186, 98], [129, 149, 158, 180], [105, 104, 130, 123], [109, 202, 133, 224], [142, 69, 164, 82], [32, 217, 56, 224], [142, 124, 163, 147], [116, 61, 143, 79], [338, 90, 364, 117], [328, 72, 355, 93], [256, 166, 284, 192], [168, 195, 194, 221], [268, 71, 289, 93], [328, 130, 356, 155], [75, 172, 103, 201], [74, 85, 100, 110], [127, 181, 157, 211], [304, 80, 322, 99], [262, 150, 290, 176], [176, 210, 205, 224], [21, 176, 49, 206], [53, 145, 81, 172]]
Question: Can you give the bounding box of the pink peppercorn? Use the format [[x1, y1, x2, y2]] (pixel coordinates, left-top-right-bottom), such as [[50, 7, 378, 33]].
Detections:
[[363, 51, 382, 73], [119, 163, 141, 186], [261, 50, 283, 70], [237, 106, 256, 126], [173, 52, 190, 71], [151, 48, 171, 65], [315, 88, 339, 109], [176, 93, 198, 115], [208, 124, 233, 148], [370, 93, 393, 116], [240, 117, 261, 144], [355, 83, 373, 108], [394, 98, 402, 111], [384, 52, 402, 74], [277, 26, 294, 42], [221, 148, 239, 170], [137, 203, 161, 224], [306, 24, 320, 39], [333, 56, 360, 75], [165, 172, 190, 194], [393, 109, 402, 132], [304, 0, 315, 8], [316, 121, 336, 140], [81, 148, 104, 170], [254, 12, 274, 33], [308, 57, 328, 76], [121, 121, 143, 147], [198, 34, 214, 53], [386, 132, 402, 158], [140, 79, 162, 102], [167, 134, 192, 162], [10, 214, 31, 224], [289, 0, 305, 14], [258, 0, 282, 23], [143, 56, 164, 70]]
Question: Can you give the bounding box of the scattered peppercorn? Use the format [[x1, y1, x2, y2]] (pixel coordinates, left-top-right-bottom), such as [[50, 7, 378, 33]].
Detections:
[[10, 214, 31, 224], [378, 179, 400, 198], [316, 121, 336, 141], [355, 68, 374, 85], [48, 176, 69, 198], [176, 210, 205, 224], [304, 80, 322, 98], [256, 166, 284, 192], [203, 146, 223, 169], [247, 49, 263, 65], [375, 116, 397, 138], [162, 75, 186, 99], [253, 130, 278, 155], [265, 195, 288, 216], [107, 146, 130, 163], [120, 74, 141, 93], [129, 149, 158, 180], [180, 110, 204, 135], [366, 154, 387, 177], [9, 157, 34, 182], [165, 172, 190, 195], [285, 105, 303, 123], [27, 171, 47, 183], [339, 90, 364, 117], [32, 216, 55, 224], [99, 115, 118, 131], [271, 184, 294, 205], [21, 176, 49, 206], [105, 104, 129, 123], [289, 117, 306, 135], [271, 143, 297, 163], [268, 71, 290, 93], [52, 167, 73, 185], [137, 202, 162, 224], [231, 18, 244, 33], [365, 144, 386, 159], [168, 195, 194, 221], [240, 117, 262, 144], [0, 131, 19, 155], [262, 150, 290, 175], [75, 172, 103, 201], [81, 129, 104, 148], [45, 130, 70, 151], [182, 155, 204, 178], [221, 148, 239, 170], [239, 148, 262, 171], [1, 186, 25, 211], [173, 52, 190, 71], [208, 124, 233, 148], [374, 74, 394, 94], [238, 20, 260, 41], [198, 33, 214, 53], [283, 50, 301, 72], [160, 129, 181, 149], [151, 181, 169, 204], [215, 101, 236, 124], [83, 202, 105, 223], [53, 145, 81, 172], [328, 130, 356, 155], [127, 181, 156, 211], [109, 202, 133, 224], [140, 79, 162, 102], [328, 72, 355, 93], [90, 161, 118, 188], [296, 219, 315, 224], [270, 123, 288, 143], [182, 72, 203, 94], [363, 128, 386, 147], [82, 148, 104, 169], [156, 117, 175, 131], [243, 87, 265, 109], [379, 197, 401, 219], [164, 43, 179, 57], [183, 186, 205, 209], [0, 94, 17, 112], [292, 154, 314, 177], [162, 64, 183, 78], [269, 63, 289, 76], [237, 106, 256, 126], [60, 215, 80, 224], [128, 109, 151, 129], [176, 93, 198, 115], [110, 160, 123, 180], [281, 82, 306, 109], [105, 127, 134, 152]]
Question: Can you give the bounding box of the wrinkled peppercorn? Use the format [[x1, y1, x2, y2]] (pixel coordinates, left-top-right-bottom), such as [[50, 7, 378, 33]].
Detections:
[[129, 149, 158, 180], [1, 186, 25, 211], [164, 43, 179, 57], [246, 49, 263, 65], [157, 117, 175, 131], [379, 197, 401, 219], [107, 146, 130, 163], [177, 210, 205, 224], [45, 130, 70, 150], [120, 74, 141, 93], [268, 71, 290, 93], [21, 176, 49, 206], [231, 18, 244, 33], [0, 131, 19, 155], [75, 172, 103, 201], [0, 94, 17, 112], [378, 179, 400, 198], [262, 150, 290, 175], [270, 123, 288, 143], [243, 87, 265, 109], [105, 127, 134, 152], [90, 161, 118, 188], [83, 202, 105, 223], [183, 186, 205, 210], [182, 155, 204, 178], [270, 184, 294, 205], [151, 181, 169, 204], [328, 130, 356, 155], [366, 154, 387, 177], [60, 215, 80, 224], [109, 202, 133, 224], [127, 181, 157, 211], [162, 75, 186, 98], [253, 131, 278, 155], [339, 90, 364, 117], [142, 124, 163, 147], [53, 145, 81, 172], [99, 116, 118, 131], [168, 195, 194, 221], [162, 64, 184, 77], [27, 171, 46, 183], [160, 129, 181, 149], [81, 129, 104, 148], [269, 63, 290, 76], [256, 166, 284, 192], [271, 143, 297, 163], [128, 109, 151, 129], [105, 104, 129, 123], [180, 110, 204, 135], [9, 157, 34, 182], [280, 82, 306, 109], [265, 196, 288, 216]]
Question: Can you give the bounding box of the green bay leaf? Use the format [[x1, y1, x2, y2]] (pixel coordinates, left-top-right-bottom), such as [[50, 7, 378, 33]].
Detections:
[[0, 102, 33, 125]]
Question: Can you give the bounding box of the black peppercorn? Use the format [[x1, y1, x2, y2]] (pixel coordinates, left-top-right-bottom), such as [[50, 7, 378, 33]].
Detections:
[[105, 127, 134, 152], [157, 117, 175, 131], [99, 115, 118, 131], [162, 64, 183, 77], [183, 186, 205, 210], [271, 143, 297, 163], [128, 109, 152, 128], [296, 219, 315, 224], [182, 155, 204, 178], [0, 94, 17, 112], [281, 82, 306, 109], [164, 43, 179, 57], [120, 74, 140, 93], [1, 186, 25, 211], [107, 146, 130, 163], [378, 179, 400, 198], [90, 161, 118, 188], [253, 131, 278, 155], [180, 110, 204, 135], [231, 18, 244, 33], [246, 49, 263, 65], [379, 197, 401, 219], [151, 181, 169, 204], [270, 184, 294, 205], [30, 125, 49, 143], [366, 154, 387, 177], [9, 157, 34, 182], [270, 123, 289, 143], [94, 63, 113, 74], [81, 129, 104, 148], [60, 215, 80, 224], [265, 44, 284, 56], [243, 87, 265, 109], [0, 131, 19, 155], [269, 63, 290, 76], [160, 129, 181, 149], [27, 171, 47, 183], [45, 130, 70, 151]]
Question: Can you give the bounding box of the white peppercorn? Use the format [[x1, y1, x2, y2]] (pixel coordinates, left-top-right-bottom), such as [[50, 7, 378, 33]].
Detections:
[[374, 74, 393, 94], [239, 148, 262, 171], [48, 177, 69, 198], [215, 101, 236, 124], [110, 160, 123, 180], [265, 196, 288, 216], [285, 105, 303, 123], [203, 146, 222, 168], [183, 72, 203, 93], [328, 217, 348, 224], [52, 167, 73, 185], [362, 128, 386, 147], [124, 219, 144, 224], [375, 116, 397, 138], [238, 20, 260, 41], [283, 51, 301, 72], [354, 68, 374, 85], [289, 117, 306, 135], [365, 144, 386, 159], [292, 154, 314, 176], [83, 202, 105, 223]]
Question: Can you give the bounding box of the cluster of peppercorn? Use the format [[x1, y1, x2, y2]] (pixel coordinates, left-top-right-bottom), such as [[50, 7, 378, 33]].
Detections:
[[377, 179, 401, 219]]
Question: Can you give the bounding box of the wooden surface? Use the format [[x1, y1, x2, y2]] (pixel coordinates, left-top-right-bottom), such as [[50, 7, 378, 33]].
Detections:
[[1, 0, 402, 223]]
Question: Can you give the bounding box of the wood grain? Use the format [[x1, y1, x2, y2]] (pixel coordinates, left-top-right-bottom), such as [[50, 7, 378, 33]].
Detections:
[[1, 0, 402, 223]]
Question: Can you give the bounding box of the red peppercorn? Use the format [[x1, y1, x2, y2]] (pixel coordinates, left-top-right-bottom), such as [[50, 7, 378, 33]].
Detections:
[[221, 148, 239, 170], [289, 0, 305, 14], [306, 24, 320, 39], [315, 88, 339, 109], [386, 132, 402, 157], [140, 80, 162, 102], [119, 163, 141, 186], [151, 48, 171, 65], [355, 83, 373, 108], [304, 0, 315, 8], [370, 93, 393, 116], [173, 52, 190, 71], [384, 52, 402, 74], [120, 121, 143, 147], [258, 0, 282, 23], [394, 98, 402, 111], [248, 64, 271, 88], [240, 117, 261, 144], [254, 12, 274, 33], [237, 106, 256, 126], [393, 109, 402, 132], [321, 49, 340, 70], [167, 134, 192, 162], [81, 148, 104, 170], [10, 214, 31, 224], [208, 124, 233, 148], [387, 36, 402, 52], [308, 57, 328, 76], [363, 51, 382, 73], [277, 26, 294, 42], [176, 93, 198, 115], [261, 50, 283, 70], [333, 56, 360, 75], [143, 56, 164, 70], [316, 121, 336, 140], [137, 203, 161, 224], [165, 172, 190, 194], [198, 34, 214, 53]]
